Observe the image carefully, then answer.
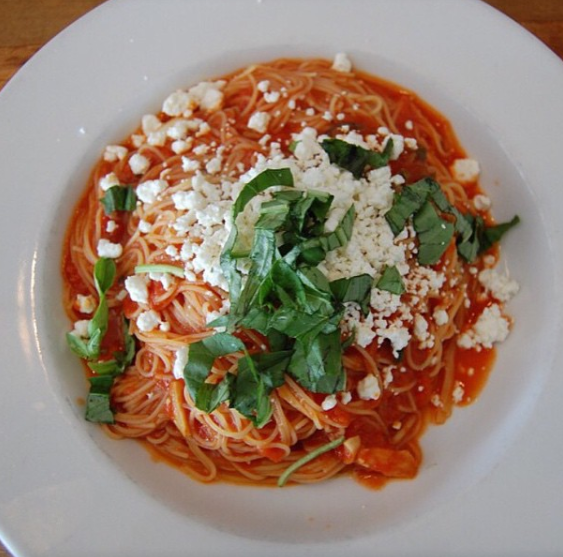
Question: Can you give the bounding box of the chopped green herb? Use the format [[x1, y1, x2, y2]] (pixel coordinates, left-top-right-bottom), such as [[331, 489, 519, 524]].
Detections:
[[101, 185, 137, 215], [385, 177, 519, 264], [277, 436, 345, 487], [85, 375, 115, 423], [321, 138, 393, 178], [376, 265, 406, 295], [183, 333, 246, 413], [187, 167, 378, 426]]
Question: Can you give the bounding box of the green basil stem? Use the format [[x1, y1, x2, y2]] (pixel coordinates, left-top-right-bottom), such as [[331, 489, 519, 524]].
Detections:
[[134, 264, 185, 278], [277, 436, 345, 487]]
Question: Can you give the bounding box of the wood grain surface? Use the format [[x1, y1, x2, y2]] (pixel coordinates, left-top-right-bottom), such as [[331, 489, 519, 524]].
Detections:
[[0, 0, 561, 555]]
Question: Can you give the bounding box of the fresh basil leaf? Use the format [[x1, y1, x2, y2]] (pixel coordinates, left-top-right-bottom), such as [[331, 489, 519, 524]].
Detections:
[[94, 258, 116, 295], [413, 201, 455, 265], [230, 351, 290, 427], [183, 333, 245, 412], [299, 205, 355, 264], [288, 330, 345, 394], [255, 198, 291, 231], [330, 274, 374, 314], [88, 360, 122, 375], [233, 168, 294, 218], [66, 332, 91, 359], [88, 297, 109, 338], [85, 375, 115, 423], [101, 185, 137, 215], [375, 266, 405, 295], [480, 215, 520, 253], [385, 178, 435, 235], [321, 138, 393, 178]]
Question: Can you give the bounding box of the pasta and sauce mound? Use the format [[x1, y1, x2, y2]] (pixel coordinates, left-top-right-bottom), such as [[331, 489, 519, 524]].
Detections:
[[63, 55, 519, 488]]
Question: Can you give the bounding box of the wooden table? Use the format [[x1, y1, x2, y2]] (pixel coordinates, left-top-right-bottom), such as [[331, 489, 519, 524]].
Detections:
[[0, 0, 561, 555]]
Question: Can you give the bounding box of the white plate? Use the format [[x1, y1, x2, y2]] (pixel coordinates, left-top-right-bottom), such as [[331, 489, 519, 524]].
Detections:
[[1, 0, 563, 555]]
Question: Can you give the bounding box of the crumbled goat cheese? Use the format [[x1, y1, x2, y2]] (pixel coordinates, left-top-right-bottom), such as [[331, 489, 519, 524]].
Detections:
[[433, 308, 449, 326], [457, 304, 510, 349], [162, 90, 192, 117], [99, 172, 120, 192], [138, 219, 152, 234], [136, 179, 167, 204], [473, 194, 491, 211], [321, 394, 338, 411], [97, 239, 122, 258], [76, 294, 96, 314], [142, 114, 162, 135], [206, 156, 222, 174], [129, 153, 150, 175], [173, 346, 189, 380], [332, 52, 352, 73], [104, 145, 128, 162], [357, 374, 381, 400], [340, 391, 352, 404], [166, 119, 191, 140], [264, 91, 280, 103], [171, 139, 191, 154], [451, 158, 480, 183], [70, 319, 91, 338], [162, 81, 225, 117], [136, 310, 161, 332], [106, 220, 117, 233], [452, 382, 465, 403], [248, 111, 270, 133], [478, 268, 519, 302], [124, 275, 149, 304]]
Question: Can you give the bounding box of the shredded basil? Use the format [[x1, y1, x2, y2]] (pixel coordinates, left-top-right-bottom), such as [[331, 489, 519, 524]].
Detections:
[[101, 185, 137, 215], [185, 167, 379, 426], [66, 258, 116, 361], [321, 138, 394, 178], [376, 265, 406, 295], [385, 177, 520, 264], [66, 259, 136, 423]]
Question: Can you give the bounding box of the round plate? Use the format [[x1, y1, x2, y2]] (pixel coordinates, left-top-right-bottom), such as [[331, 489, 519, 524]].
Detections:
[[1, 0, 563, 555]]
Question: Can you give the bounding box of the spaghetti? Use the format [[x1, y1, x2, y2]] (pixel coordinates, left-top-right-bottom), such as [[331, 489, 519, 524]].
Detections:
[[63, 55, 519, 488]]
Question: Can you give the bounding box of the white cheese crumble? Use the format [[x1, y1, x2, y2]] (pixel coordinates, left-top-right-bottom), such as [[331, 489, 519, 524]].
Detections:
[[433, 308, 449, 326], [451, 158, 480, 183], [173, 346, 189, 380], [99, 172, 120, 192], [452, 381, 465, 403], [104, 145, 128, 162], [97, 239, 122, 259], [332, 52, 352, 73], [136, 310, 161, 332], [478, 268, 519, 302], [136, 179, 167, 204], [473, 194, 491, 211], [457, 304, 510, 350], [248, 111, 270, 133], [76, 294, 96, 314], [70, 319, 91, 338], [321, 394, 338, 411], [138, 219, 152, 234], [357, 374, 381, 401], [129, 153, 150, 175], [124, 275, 149, 305]]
